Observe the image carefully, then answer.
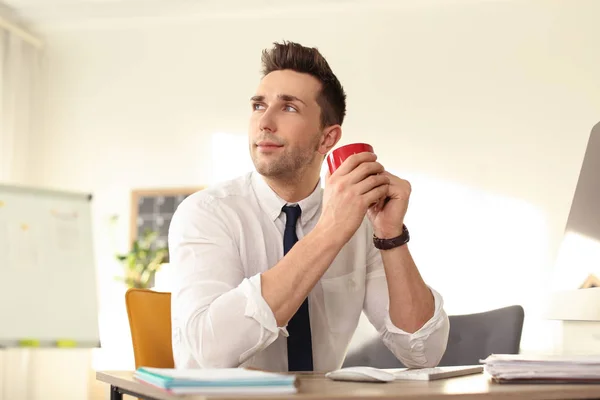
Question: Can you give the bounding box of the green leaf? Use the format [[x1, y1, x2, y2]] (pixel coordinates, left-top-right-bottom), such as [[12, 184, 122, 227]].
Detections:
[[114, 228, 168, 288]]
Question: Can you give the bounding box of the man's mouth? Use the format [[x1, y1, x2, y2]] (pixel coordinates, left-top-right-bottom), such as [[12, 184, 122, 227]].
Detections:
[[256, 141, 284, 148]]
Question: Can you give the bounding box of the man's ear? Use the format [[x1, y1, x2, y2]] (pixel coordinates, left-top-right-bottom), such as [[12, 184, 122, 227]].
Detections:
[[318, 125, 342, 156]]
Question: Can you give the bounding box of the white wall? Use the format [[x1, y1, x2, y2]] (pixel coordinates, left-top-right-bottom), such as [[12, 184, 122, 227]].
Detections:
[[31, 0, 600, 369]]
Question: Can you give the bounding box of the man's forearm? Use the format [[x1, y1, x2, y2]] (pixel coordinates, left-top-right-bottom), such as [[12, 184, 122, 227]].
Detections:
[[261, 224, 344, 326], [381, 245, 435, 333]]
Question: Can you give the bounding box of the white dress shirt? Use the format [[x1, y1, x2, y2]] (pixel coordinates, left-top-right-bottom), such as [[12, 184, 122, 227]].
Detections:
[[169, 171, 449, 372]]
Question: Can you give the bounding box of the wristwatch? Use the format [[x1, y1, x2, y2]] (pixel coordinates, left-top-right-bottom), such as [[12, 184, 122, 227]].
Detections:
[[373, 224, 410, 250]]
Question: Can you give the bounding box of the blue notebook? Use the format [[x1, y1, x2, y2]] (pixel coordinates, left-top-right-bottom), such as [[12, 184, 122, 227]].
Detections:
[[134, 367, 297, 394]]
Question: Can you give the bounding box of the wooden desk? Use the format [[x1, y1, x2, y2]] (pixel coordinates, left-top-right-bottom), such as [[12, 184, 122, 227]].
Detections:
[[97, 370, 600, 400]]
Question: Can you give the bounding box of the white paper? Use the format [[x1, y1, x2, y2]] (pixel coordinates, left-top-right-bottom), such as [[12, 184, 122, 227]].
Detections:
[[7, 222, 39, 271], [483, 354, 600, 364], [50, 209, 81, 252], [482, 354, 600, 381], [0, 219, 8, 265]]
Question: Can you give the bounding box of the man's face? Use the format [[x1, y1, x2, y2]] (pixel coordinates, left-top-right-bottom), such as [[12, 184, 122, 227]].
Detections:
[[249, 70, 324, 180]]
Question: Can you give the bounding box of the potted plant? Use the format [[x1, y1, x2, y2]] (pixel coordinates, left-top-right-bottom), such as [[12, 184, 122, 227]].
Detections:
[[115, 229, 168, 289]]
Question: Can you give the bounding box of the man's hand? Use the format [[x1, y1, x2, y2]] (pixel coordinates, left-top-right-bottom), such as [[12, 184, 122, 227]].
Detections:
[[261, 152, 388, 327], [317, 152, 390, 245], [367, 172, 411, 238]]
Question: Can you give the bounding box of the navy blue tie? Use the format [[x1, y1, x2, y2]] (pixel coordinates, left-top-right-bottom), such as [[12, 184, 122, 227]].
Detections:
[[282, 205, 313, 371]]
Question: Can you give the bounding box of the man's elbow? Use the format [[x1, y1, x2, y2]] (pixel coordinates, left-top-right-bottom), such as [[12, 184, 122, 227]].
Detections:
[[417, 316, 450, 368], [398, 316, 450, 368], [181, 314, 242, 369], [400, 353, 442, 369], [196, 346, 242, 369], [406, 352, 443, 368], [185, 330, 243, 369]]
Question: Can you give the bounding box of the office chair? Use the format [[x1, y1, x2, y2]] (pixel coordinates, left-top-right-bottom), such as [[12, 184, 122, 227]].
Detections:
[[343, 305, 525, 368], [125, 288, 174, 369]]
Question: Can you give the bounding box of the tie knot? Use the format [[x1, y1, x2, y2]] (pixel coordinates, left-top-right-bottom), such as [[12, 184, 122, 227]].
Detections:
[[282, 205, 302, 228]]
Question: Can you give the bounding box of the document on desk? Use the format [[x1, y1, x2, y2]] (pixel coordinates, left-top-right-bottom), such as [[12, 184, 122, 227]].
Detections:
[[482, 354, 600, 383], [134, 367, 297, 394]]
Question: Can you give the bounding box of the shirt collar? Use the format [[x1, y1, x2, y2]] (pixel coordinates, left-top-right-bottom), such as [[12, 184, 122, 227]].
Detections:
[[251, 171, 323, 225]]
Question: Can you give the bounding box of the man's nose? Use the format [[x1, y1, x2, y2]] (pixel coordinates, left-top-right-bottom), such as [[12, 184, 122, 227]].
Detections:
[[258, 108, 276, 133]]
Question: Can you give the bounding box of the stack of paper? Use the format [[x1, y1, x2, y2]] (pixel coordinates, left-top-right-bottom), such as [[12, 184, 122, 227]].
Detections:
[[482, 354, 600, 383], [134, 367, 297, 394]]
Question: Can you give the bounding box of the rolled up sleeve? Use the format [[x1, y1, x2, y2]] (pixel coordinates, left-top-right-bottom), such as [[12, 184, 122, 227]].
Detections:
[[169, 195, 282, 368], [362, 247, 450, 368]]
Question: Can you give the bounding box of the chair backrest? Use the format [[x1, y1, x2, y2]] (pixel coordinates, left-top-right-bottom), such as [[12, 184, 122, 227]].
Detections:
[[125, 288, 174, 369], [438, 305, 524, 366], [343, 305, 525, 368]]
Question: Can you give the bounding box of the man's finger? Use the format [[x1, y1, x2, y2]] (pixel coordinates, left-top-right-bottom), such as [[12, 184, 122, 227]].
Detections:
[[375, 196, 386, 212], [347, 162, 385, 184], [355, 173, 390, 195], [324, 169, 332, 185], [333, 152, 377, 177], [364, 185, 390, 209]]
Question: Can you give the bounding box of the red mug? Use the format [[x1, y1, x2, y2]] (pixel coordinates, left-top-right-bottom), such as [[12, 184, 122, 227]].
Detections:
[[327, 143, 375, 174]]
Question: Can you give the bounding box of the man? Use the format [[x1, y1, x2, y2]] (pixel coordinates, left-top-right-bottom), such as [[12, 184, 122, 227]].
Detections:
[[169, 41, 449, 372]]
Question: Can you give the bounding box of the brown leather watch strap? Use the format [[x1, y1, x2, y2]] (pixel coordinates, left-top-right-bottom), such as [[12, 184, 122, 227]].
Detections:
[[373, 224, 410, 250]]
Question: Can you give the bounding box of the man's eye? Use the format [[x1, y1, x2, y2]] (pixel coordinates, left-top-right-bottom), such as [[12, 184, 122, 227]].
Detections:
[[284, 105, 297, 112], [253, 103, 265, 111]]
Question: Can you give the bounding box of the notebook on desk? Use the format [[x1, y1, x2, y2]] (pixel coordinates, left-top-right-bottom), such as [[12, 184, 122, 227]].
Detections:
[[134, 367, 297, 394]]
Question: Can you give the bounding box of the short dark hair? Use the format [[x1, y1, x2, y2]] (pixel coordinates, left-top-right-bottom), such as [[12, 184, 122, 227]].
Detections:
[[261, 41, 347, 127]]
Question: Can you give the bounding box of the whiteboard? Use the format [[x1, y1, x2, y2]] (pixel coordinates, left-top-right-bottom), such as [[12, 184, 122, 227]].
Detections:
[[0, 184, 100, 347]]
